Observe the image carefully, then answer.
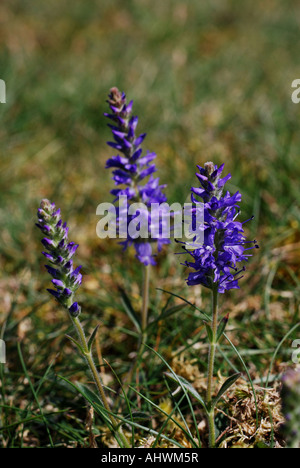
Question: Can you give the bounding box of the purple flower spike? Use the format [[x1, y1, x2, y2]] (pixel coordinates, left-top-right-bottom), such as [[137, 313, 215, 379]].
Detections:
[[36, 199, 82, 314], [180, 162, 258, 293], [105, 87, 170, 265]]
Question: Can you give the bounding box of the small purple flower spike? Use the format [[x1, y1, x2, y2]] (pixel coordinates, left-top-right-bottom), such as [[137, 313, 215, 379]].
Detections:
[[179, 162, 259, 293], [105, 87, 170, 266], [36, 199, 82, 315]]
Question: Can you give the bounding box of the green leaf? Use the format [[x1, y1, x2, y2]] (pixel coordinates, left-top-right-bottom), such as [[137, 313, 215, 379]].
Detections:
[[165, 372, 207, 412], [145, 345, 202, 447], [129, 385, 198, 448], [223, 334, 259, 427], [216, 314, 229, 343], [156, 288, 210, 321], [123, 411, 151, 423], [254, 440, 271, 449], [59, 375, 112, 428], [59, 374, 185, 448], [65, 334, 85, 354], [212, 373, 241, 408], [75, 381, 103, 406], [88, 324, 100, 352], [265, 321, 300, 389], [148, 303, 187, 328], [204, 322, 213, 343], [118, 287, 141, 333]]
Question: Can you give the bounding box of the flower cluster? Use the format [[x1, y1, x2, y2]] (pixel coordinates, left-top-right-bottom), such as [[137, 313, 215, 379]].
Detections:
[[281, 368, 300, 448], [181, 162, 258, 293], [105, 87, 169, 266], [36, 199, 82, 317]]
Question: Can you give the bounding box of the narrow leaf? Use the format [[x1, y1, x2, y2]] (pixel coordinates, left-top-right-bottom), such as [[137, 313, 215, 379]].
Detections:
[[165, 372, 207, 411], [59, 375, 112, 427], [217, 314, 229, 343], [65, 334, 85, 354], [118, 287, 141, 333], [204, 322, 213, 343], [156, 288, 210, 321], [145, 345, 202, 446], [212, 373, 241, 408], [149, 303, 187, 328], [88, 324, 100, 352], [75, 381, 103, 405], [123, 411, 151, 423], [255, 441, 271, 449], [129, 385, 198, 448]]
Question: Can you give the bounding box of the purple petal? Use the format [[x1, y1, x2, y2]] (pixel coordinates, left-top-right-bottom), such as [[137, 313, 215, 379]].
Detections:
[[52, 279, 64, 288], [47, 289, 61, 299], [42, 238, 53, 249], [134, 133, 147, 147]]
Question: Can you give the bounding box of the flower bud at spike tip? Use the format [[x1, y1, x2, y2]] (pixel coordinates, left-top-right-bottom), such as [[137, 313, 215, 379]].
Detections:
[[204, 161, 215, 176], [36, 200, 82, 313]]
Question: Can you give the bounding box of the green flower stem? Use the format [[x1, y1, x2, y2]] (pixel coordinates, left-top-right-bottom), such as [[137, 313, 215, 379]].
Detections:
[[136, 264, 150, 371], [207, 410, 216, 449], [124, 264, 151, 388], [72, 316, 131, 448], [141, 264, 150, 333], [206, 285, 219, 448]]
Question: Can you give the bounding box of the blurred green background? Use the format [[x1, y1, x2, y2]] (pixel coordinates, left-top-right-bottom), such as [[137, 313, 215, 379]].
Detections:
[[0, 0, 300, 448]]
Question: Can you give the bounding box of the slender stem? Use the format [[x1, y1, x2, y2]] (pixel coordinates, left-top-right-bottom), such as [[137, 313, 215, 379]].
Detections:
[[123, 264, 151, 390], [72, 316, 131, 448], [207, 410, 216, 449], [95, 333, 106, 375], [141, 264, 150, 332], [136, 264, 150, 375], [206, 285, 219, 448]]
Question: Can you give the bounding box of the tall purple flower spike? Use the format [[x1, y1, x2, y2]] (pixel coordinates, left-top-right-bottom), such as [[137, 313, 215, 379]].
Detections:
[[36, 199, 82, 316], [179, 162, 259, 293], [105, 87, 170, 266]]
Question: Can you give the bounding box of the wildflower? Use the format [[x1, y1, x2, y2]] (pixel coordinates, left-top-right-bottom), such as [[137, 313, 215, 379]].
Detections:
[[105, 87, 169, 266], [180, 162, 258, 293], [35, 199, 131, 448], [36, 199, 82, 316]]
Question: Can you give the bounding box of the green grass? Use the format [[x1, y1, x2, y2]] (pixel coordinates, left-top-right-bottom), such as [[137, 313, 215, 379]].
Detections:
[[0, 0, 300, 448]]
